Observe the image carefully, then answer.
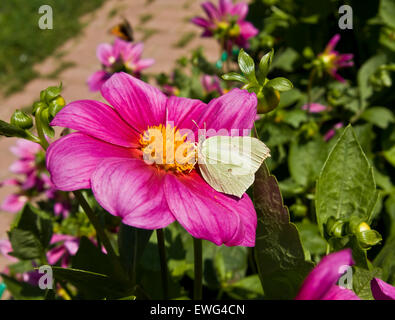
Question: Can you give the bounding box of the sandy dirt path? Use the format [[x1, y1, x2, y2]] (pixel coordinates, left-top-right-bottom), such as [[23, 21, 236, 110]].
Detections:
[[0, 0, 218, 277]]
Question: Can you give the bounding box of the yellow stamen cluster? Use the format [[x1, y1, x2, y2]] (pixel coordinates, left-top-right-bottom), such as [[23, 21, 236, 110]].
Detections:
[[139, 124, 196, 173]]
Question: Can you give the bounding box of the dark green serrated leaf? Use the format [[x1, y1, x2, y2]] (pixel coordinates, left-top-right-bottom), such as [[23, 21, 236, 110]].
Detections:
[[353, 267, 382, 300], [8, 229, 43, 260], [316, 125, 378, 235], [254, 163, 314, 299]]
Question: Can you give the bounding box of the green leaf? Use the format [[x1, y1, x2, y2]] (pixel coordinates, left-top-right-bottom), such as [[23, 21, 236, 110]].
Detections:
[[296, 220, 327, 260], [224, 275, 264, 300], [221, 72, 248, 83], [253, 163, 314, 299], [379, 0, 395, 28], [257, 49, 273, 82], [117, 223, 153, 277], [237, 49, 257, 82], [358, 54, 387, 105], [0, 120, 30, 138], [361, 107, 395, 129], [352, 267, 382, 300], [316, 125, 378, 236], [266, 77, 293, 92], [51, 267, 128, 299], [289, 137, 328, 188], [1, 274, 44, 300], [383, 144, 395, 167]]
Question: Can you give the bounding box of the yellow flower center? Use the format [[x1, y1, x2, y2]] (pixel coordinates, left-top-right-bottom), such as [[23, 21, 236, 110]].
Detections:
[[139, 124, 196, 173]]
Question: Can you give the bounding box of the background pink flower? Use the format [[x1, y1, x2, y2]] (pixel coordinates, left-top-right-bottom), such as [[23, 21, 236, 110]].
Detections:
[[318, 34, 354, 83], [88, 39, 154, 92], [191, 0, 258, 50]]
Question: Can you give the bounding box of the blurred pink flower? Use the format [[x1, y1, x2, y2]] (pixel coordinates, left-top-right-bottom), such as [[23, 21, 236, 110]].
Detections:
[[47, 72, 257, 246], [318, 34, 354, 83], [301, 103, 327, 113], [324, 122, 343, 141], [201, 75, 223, 94], [192, 0, 258, 50], [47, 234, 79, 268], [88, 39, 154, 92], [0, 239, 18, 263], [295, 249, 360, 300]]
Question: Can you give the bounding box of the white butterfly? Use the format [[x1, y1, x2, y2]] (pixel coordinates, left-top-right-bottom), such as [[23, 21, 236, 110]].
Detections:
[[197, 135, 271, 198]]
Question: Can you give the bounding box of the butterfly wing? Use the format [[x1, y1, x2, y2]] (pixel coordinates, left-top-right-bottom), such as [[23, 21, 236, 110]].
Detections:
[[198, 136, 270, 198]]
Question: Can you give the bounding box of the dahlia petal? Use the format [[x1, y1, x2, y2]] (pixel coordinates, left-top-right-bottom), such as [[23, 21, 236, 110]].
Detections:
[[1, 194, 27, 213], [91, 158, 175, 229], [134, 58, 155, 72], [197, 88, 257, 137], [219, 0, 233, 15], [166, 95, 207, 141], [51, 99, 139, 148], [321, 285, 360, 300], [46, 133, 133, 191], [47, 246, 66, 265], [164, 171, 256, 246], [326, 34, 340, 53], [191, 17, 211, 28], [202, 1, 220, 20], [113, 38, 131, 59], [87, 70, 111, 92], [302, 103, 327, 113], [10, 139, 41, 159], [371, 278, 395, 300], [9, 159, 34, 174], [239, 21, 259, 40], [96, 43, 116, 67], [295, 249, 354, 300], [0, 239, 18, 263], [230, 2, 248, 20], [100, 72, 167, 133]]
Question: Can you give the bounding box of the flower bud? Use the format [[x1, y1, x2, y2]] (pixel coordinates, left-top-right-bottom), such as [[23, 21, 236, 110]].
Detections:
[[355, 222, 382, 249], [10, 110, 33, 129], [43, 85, 62, 104], [325, 217, 346, 238], [48, 96, 66, 117], [257, 87, 280, 114], [32, 101, 47, 115]]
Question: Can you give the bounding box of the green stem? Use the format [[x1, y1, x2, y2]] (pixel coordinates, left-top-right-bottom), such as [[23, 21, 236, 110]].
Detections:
[[156, 229, 169, 299], [34, 107, 49, 150], [73, 190, 124, 278], [193, 237, 203, 300]]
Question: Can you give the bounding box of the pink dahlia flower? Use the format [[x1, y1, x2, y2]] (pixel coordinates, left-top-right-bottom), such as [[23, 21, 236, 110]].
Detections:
[[191, 0, 258, 50], [295, 249, 360, 300], [87, 38, 154, 92], [318, 34, 354, 83], [47, 72, 257, 246]]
